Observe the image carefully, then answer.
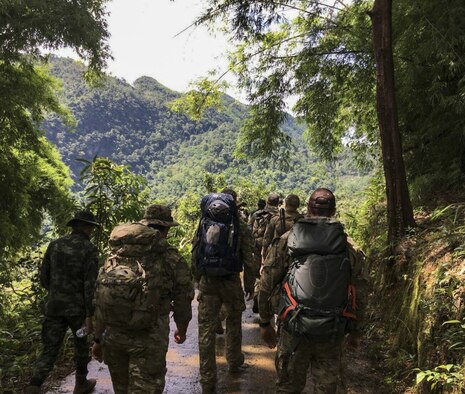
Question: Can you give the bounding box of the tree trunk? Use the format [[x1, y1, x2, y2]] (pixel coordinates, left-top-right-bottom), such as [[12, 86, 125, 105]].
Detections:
[[370, 0, 416, 254]]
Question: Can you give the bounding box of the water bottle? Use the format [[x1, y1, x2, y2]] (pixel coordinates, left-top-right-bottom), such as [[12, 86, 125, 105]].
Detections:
[[76, 327, 89, 338]]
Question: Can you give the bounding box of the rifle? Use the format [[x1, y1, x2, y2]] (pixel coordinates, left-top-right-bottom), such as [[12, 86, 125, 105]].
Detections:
[[279, 208, 286, 235]]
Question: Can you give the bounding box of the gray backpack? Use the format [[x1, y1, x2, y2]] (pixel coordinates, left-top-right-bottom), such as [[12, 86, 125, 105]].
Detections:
[[278, 218, 356, 340]]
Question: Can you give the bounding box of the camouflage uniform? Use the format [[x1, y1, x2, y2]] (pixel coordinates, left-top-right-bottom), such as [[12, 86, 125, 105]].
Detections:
[[261, 208, 303, 260], [259, 217, 367, 394], [251, 205, 279, 294], [194, 215, 254, 393], [101, 212, 194, 394], [31, 229, 99, 386]]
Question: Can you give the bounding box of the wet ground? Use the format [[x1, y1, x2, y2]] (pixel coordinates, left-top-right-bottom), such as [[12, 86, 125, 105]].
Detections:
[[47, 296, 382, 394]]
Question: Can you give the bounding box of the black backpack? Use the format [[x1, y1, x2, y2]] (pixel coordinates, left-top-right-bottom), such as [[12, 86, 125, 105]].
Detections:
[[278, 218, 356, 340], [194, 193, 241, 276]]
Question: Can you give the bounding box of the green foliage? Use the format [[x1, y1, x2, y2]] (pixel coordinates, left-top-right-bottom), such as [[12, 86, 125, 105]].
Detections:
[[415, 364, 463, 392], [79, 156, 150, 255], [0, 0, 110, 73], [394, 0, 465, 203], [0, 0, 111, 260], [0, 135, 74, 262], [169, 75, 229, 121], [196, 0, 378, 162]]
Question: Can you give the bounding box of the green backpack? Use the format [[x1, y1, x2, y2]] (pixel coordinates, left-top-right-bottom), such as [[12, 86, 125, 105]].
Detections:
[[94, 223, 167, 331]]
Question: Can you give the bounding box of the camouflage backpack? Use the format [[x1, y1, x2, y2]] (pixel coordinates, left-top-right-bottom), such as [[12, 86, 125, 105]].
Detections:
[[94, 223, 167, 331], [252, 209, 275, 248]]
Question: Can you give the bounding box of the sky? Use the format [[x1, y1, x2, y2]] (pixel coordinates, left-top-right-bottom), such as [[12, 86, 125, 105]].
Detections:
[[57, 0, 236, 96]]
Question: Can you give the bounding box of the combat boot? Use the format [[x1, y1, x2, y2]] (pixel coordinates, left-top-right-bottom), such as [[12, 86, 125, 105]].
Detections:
[[23, 386, 40, 394], [73, 374, 96, 394]]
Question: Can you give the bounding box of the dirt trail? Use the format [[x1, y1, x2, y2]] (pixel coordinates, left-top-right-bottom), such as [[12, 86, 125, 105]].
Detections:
[[47, 297, 382, 394]]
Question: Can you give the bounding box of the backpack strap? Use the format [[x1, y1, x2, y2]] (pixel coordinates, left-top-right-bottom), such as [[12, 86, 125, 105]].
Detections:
[[280, 281, 298, 322]]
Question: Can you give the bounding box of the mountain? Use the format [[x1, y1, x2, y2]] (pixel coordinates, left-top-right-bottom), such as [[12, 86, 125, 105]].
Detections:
[[44, 57, 368, 200]]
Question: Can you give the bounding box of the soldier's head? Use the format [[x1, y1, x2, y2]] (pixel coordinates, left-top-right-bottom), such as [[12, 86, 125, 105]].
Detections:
[[140, 204, 179, 238], [307, 188, 336, 218], [257, 199, 266, 210], [66, 210, 100, 236], [221, 187, 238, 202], [284, 194, 300, 211], [267, 192, 280, 207]]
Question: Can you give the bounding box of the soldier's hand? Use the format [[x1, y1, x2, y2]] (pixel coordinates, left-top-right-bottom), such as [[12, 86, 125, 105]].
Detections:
[[245, 291, 254, 301], [85, 317, 94, 335], [174, 323, 188, 344], [260, 325, 277, 349], [92, 343, 103, 362]]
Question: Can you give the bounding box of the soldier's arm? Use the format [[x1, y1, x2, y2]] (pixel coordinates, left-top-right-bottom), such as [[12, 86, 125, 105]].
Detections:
[[171, 253, 194, 327], [347, 238, 368, 335], [239, 219, 255, 293], [190, 231, 202, 283], [261, 218, 276, 260], [84, 246, 99, 317], [258, 236, 289, 325], [40, 243, 52, 290]]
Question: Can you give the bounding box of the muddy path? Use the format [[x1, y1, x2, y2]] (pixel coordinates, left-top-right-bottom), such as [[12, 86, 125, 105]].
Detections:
[[47, 296, 383, 394]]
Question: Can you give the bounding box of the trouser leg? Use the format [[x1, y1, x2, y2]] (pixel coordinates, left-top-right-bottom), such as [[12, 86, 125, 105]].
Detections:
[[104, 340, 130, 394], [275, 330, 311, 394], [31, 316, 68, 385], [198, 293, 222, 389], [310, 340, 346, 394], [67, 316, 89, 377], [225, 309, 243, 368]]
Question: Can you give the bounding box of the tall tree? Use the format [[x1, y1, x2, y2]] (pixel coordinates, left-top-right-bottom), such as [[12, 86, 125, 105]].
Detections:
[[369, 0, 415, 249], [193, 0, 415, 248]]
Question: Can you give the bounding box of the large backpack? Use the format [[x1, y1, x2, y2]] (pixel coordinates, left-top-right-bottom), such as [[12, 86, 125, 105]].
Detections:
[[278, 218, 356, 340], [252, 208, 275, 248], [193, 193, 241, 276], [94, 223, 167, 331]]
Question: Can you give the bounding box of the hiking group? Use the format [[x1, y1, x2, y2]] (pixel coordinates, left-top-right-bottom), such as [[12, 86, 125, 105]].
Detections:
[[24, 187, 366, 394]]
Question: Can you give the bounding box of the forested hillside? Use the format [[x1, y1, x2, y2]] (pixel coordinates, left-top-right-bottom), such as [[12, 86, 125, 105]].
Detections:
[[44, 57, 369, 200]]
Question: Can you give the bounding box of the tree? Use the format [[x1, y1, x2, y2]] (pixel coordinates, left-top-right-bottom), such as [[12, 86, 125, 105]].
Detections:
[[79, 156, 150, 255], [192, 0, 415, 249], [369, 0, 415, 249], [0, 0, 111, 258]]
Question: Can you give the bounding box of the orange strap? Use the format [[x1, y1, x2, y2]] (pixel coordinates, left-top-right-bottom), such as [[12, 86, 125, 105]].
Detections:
[[280, 281, 298, 321], [342, 284, 357, 320]]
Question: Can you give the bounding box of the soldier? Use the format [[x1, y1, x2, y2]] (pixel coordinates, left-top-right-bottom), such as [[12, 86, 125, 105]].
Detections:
[[259, 188, 366, 394], [247, 198, 266, 230], [250, 192, 280, 312], [24, 211, 100, 394], [261, 194, 303, 260], [193, 188, 254, 394], [92, 204, 194, 394]]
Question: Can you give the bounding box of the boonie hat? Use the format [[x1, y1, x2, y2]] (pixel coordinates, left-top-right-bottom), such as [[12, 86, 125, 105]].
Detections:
[[140, 204, 179, 227], [308, 188, 336, 210], [66, 210, 100, 227], [267, 192, 280, 205]]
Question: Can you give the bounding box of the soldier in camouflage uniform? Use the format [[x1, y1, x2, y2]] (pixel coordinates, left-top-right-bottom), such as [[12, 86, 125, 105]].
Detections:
[[247, 199, 266, 230], [92, 205, 194, 394], [258, 189, 367, 394], [193, 188, 254, 394], [261, 194, 303, 260], [250, 192, 280, 312], [25, 211, 100, 394]]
